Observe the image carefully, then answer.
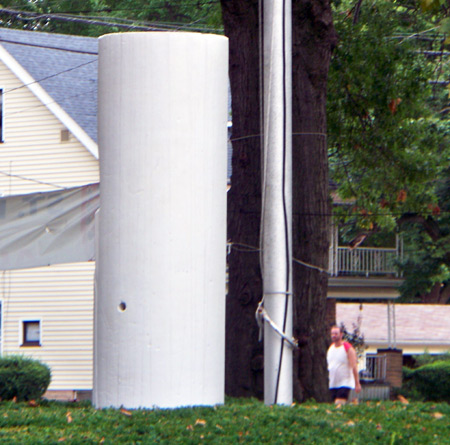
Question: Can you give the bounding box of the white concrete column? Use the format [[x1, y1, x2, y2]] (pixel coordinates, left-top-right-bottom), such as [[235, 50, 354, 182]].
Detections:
[[94, 32, 228, 409]]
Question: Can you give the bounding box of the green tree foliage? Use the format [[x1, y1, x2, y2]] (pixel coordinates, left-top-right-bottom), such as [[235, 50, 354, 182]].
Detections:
[[398, 166, 450, 302], [329, 0, 444, 229], [104, 0, 222, 31], [328, 0, 450, 302], [0, 0, 222, 36], [0, 0, 109, 35]]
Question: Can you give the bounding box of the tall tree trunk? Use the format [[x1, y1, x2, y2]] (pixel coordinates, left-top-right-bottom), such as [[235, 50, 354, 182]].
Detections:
[[291, 0, 337, 402], [221, 0, 336, 401], [221, 0, 264, 398]]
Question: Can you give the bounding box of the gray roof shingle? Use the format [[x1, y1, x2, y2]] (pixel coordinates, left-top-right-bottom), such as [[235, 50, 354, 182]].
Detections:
[[0, 28, 98, 143]]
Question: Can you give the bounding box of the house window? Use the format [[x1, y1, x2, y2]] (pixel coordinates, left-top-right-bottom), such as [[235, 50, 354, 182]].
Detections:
[[0, 89, 3, 143], [22, 320, 40, 346]]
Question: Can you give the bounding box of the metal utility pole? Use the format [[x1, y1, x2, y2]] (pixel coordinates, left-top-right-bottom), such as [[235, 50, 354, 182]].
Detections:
[[261, 0, 293, 405]]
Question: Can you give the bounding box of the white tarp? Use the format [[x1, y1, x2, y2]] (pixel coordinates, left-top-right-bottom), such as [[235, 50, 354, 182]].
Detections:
[[0, 183, 99, 270]]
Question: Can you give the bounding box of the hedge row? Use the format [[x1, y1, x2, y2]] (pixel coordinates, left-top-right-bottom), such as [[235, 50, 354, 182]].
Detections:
[[0, 355, 51, 401], [403, 360, 450, 403]]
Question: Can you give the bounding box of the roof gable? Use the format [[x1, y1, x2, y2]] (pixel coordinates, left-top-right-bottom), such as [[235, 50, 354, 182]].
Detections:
[[0, 28, 98, 157]]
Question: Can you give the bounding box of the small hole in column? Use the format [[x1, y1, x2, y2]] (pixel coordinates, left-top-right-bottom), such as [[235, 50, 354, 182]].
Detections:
[[118, 301, 127, 312]]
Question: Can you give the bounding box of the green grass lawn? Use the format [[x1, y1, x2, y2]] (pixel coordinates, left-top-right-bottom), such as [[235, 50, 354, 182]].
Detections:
[[0, 397, 448, 444]]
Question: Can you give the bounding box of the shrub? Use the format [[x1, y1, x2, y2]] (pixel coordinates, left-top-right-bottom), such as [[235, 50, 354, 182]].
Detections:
[[0, 355, 51, 401], [400, 367, 424, 401], [405, 361, 450, 403], [412, 351, 450, 368]]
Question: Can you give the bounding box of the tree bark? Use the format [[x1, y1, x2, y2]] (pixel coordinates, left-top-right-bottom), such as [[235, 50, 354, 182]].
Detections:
[[221, 0, 264, 398], [221, 0, 336, 401], [420, 282, 450, 304], [291, 0, 337, 402]]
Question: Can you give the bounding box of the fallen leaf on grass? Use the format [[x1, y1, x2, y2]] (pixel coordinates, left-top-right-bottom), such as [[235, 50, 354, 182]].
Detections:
[[99, 438, 105, 444], [397, 395, 409, 405], [195, 419, 206, 426], [326, 410, 332, 414], [58, 438, 65, 442], [376, 424, 382, 430], [120, 408, 132, 417], [351, 398, 359, 405], [66, 412, 72, 423], [432, 412, 444, 420], [28, 400, 38, 407], [186, 425, 194, 431], [3, 413, 7, 418], [215, 424, 223, 430], [335, 403, 342, 409], [12, 396, 17, 403], [344, 421, 355, 427]]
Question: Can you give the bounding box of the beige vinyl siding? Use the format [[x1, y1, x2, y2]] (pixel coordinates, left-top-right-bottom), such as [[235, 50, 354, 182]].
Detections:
[[0, 58, 99, 391], [0, 59, 99, 196], [1, 262, 95, 390]]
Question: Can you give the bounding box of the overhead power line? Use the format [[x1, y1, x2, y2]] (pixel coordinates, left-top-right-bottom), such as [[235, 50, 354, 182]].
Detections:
[[0, 7, 222, 33], [6, 0, 220, 15], [0, 36, 98, 54], [0, 7, 163, 31], [4, 59, 97, 96]]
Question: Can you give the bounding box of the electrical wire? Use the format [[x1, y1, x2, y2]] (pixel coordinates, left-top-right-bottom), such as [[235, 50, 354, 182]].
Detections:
[[6, 88, 97, 117], [0, 36, 99, 119], [3, 59, 97, 96], [0, 7, 222, 33], [0, 36, 98, 54], [0, 8, 165, 32], [6, 0, 220, 15], [230, 131, 327, 142], [0, 170, 67, 189]]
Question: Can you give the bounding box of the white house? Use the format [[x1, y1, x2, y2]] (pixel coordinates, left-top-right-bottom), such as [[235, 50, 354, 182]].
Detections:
[[0, 28, 98, 400]]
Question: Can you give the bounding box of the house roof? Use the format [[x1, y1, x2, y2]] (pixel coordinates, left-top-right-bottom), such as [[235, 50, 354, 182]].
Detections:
[[337, 303, 450, 347], [0, 28, 98, 154]]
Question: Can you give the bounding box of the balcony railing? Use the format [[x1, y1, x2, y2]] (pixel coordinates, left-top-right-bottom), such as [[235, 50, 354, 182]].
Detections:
[[329, 228, 403, 277], [335, 247, 398, 276]]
